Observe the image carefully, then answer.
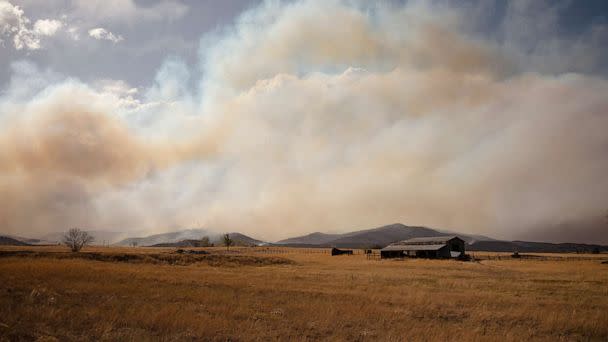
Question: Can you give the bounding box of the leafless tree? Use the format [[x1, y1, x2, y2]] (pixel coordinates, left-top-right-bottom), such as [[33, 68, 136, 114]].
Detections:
[[62, 228, 94, 252], [223, 233, 233, 251], [199, 236, 211, 247]]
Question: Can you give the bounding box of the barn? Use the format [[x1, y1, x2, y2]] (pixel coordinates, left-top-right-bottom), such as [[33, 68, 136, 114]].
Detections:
[[380, 236, 465, 259]]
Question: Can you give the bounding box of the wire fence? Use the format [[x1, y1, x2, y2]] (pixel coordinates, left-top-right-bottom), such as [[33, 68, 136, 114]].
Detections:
[[473, 253, 607, 262], [249, 247, 331, 255], [226, 247, 379, 256]]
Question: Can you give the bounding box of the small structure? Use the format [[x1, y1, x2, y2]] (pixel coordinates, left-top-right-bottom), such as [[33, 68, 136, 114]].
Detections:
[[380, 236, 465, 259], [331, 247, 353, 256]]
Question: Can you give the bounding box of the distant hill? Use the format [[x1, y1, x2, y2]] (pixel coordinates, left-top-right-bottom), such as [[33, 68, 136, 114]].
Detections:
[[328, 224, 446, 248], [276, 223, 448, 248], [276, 232, 342, 245], [468, 240, 608, 253], [114, 229, 210, 247], [434, 229, 496, 243], [0, 236, 30, 246], [116, 230, 266, 247], [2, 235, 52, 245], [149, 239, 209, 247], [226, 233, 265, 246], [149, 233, 265, 248]]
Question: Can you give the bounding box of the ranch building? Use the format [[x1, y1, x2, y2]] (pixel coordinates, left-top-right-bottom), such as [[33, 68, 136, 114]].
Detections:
[[380, 236, 465, 259]]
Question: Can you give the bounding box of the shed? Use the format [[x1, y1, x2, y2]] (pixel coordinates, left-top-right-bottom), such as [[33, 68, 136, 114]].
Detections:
[[331, 247, 353, 256], [380, 236, 465, 259]]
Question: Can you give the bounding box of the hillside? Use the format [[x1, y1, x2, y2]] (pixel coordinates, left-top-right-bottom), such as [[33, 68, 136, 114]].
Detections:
[[276, 232, 342, 245], [149, 233, 264, 248], [114, 229, 210, 247], [149, 239, 209, 247], [226, 233, 265, 246], [434, 229, 496, 243], [1, 235, 52, 245], [468, 240, 608, 253], [276, 223, 448, 248], [116, 230, 265, 247], [328, 223, 447, 248], [0, 236, 30, 246]]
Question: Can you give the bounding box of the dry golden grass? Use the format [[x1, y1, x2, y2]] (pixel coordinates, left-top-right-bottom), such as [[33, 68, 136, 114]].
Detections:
[[1, 246, 607, 341]]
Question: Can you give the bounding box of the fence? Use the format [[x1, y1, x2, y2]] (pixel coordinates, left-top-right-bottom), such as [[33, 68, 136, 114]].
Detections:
[[472, 253, 607, 262], [212, 247, 332, 255], [227, 247, 376, 256], [366, 252, 381, 260]]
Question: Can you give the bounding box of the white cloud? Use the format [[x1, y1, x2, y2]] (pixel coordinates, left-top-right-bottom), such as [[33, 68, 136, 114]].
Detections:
[[93, 79, 141, 109], [0, 1, 22, 33], [33, 19, 62, 36], [88, 27, 123, 43], [0, 1, 64, 50]]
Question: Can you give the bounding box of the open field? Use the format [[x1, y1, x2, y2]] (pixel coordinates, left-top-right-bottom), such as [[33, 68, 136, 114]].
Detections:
[[1, 246, 607, 341]]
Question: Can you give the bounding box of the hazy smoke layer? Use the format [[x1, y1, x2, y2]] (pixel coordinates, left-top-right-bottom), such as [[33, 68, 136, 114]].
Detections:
[[1, 0, 607, 243]]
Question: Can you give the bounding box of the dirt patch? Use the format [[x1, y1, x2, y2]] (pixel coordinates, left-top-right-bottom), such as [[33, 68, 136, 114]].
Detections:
[[0, 250, 295, 267]]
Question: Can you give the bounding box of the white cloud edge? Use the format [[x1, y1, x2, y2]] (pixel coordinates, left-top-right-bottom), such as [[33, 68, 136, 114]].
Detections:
[[0, 1, 69, 50], [88, 27, 124, 43], [0, 1, 129, 50]]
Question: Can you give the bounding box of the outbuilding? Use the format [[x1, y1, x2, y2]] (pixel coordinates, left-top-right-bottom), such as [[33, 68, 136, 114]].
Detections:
[[380, 236, 465, 259], [331, 247, 353, 256]]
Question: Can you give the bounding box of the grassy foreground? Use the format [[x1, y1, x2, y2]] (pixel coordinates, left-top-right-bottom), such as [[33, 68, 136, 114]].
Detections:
[[0, 246, 607, 341]]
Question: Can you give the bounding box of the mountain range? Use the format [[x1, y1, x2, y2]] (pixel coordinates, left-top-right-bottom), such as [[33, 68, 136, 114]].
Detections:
[[147, 233, 265, 247], [2, 223, 607, 253], [114, 229, 209, 247], [274, 223, 607, 252], [275, 223, 492, 248]]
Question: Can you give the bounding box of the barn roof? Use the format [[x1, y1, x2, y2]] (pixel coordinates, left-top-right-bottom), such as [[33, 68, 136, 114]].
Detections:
[[381, 235, 465, 251], [395, 236, 462, 244], [381, 244, 446, 251]]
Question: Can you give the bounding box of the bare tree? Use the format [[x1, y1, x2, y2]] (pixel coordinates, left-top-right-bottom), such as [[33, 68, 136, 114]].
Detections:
[[199, 236, 211, 247], [63, 228, 94, 252], [223, 233, 233, 251]]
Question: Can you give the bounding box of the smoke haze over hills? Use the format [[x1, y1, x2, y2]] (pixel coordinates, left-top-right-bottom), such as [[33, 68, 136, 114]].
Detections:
[[1, 0, 607, 243]]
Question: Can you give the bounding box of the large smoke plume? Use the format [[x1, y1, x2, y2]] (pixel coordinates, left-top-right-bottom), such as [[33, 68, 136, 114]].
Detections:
[[1, 0, 607, 243]]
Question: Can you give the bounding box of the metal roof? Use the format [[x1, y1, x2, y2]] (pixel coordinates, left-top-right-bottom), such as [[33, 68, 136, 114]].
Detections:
[[399, 235, 462, 244], [381, 244, 446, 252], [395, 236, 461, 244]]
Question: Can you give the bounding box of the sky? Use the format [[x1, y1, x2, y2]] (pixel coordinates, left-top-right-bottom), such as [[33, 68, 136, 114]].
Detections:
[[0, 0, 607, 244]]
